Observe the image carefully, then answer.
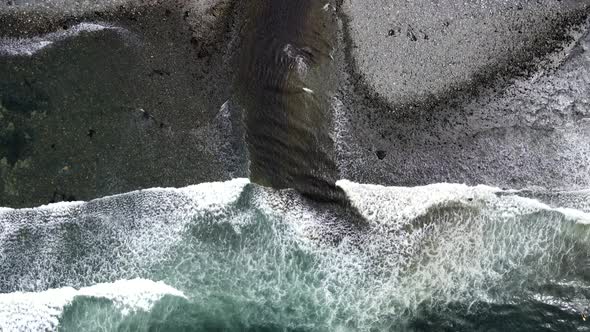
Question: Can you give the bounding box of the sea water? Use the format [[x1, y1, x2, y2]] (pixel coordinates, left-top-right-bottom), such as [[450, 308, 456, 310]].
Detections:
[[1, 178, 589, 331]]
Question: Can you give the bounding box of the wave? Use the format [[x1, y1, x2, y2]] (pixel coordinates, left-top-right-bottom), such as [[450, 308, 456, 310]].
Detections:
[[0, 278, 186, 331], [1, 178, 589, 330], [339, 180, 590, 225]]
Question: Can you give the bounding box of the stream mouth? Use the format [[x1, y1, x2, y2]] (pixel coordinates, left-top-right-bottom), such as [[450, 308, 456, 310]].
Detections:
[[1, 179, 589, 331], [234, 0, 346, 203]]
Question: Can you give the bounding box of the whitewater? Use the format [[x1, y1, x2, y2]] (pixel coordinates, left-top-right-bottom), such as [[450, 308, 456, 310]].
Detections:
[[1, 178, 589, 331]]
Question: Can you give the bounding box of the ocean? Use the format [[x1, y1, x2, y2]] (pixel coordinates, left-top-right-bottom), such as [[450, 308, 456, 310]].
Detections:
[[1, 179, 589, 331]]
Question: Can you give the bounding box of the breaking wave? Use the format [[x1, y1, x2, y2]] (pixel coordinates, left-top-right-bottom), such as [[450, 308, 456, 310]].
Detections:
[[1, 178, 589, 331], [0, 278, 185, 331]]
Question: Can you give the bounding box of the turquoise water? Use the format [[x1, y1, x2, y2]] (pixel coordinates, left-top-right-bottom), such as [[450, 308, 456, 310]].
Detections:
[[1, 179, 589, 331]]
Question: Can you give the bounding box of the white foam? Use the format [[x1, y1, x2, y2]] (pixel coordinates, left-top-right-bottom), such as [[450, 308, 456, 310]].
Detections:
[[327, 179, 590, 315], [0, 22, 128, 56], [338, 180, 500, 224], [555, 207, 590, 224], [26, 200, 84, 211], [338, 180, 590, 225], [1, 178, 249, 212], [488, 192, 590, 225], [0, 178, 251, 293], [0, 278, 186, 332]]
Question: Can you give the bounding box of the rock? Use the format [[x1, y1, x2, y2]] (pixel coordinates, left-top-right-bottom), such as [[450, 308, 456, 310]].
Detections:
[[375, 150, 386, 160]]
